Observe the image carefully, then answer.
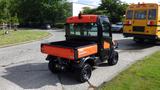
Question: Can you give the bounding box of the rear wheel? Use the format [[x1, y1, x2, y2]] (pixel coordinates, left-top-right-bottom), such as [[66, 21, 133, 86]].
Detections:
[[76, 63, 92, 83], [48, 60, 60, 73], [108, 51, 119, 65], [119, 28, 123, 33], [133, 37, 144, 43], [145, 39, 157, 44]]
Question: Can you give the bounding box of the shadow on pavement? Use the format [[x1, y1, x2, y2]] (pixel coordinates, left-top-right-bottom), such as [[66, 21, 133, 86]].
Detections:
[[98, 63, 110, 67], [116, 39, 160, 51], [2, 62, 81, 89]]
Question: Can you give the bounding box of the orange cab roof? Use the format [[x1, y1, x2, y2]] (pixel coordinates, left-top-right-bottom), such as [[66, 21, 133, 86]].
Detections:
[[66, 15, 98, 23]]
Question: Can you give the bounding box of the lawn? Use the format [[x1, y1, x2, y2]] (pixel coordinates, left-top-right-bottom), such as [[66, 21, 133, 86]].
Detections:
[[100, 51, 160, 90], [0, 29, 50, 46]]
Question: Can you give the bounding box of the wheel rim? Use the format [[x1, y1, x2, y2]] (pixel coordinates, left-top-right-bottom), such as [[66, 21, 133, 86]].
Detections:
[[82, 65, 91, 80], [113, 53, 118, 64]]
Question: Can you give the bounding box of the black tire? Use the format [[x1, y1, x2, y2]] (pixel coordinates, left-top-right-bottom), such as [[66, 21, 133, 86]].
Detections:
[[108, 51, 119, 65], [48, 60, 60, 73], [146, 39, 157, 44], [119, 28, 123, 33], [133, 37, 144, 43], [76, 63, 92, 83]]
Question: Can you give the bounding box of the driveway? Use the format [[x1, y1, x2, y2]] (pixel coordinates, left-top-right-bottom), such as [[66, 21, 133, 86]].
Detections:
[[0, 30, 159, 90]]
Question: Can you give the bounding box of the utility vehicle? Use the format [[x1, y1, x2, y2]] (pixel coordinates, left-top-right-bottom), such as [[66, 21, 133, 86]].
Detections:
[[41, 14, 119, 82]]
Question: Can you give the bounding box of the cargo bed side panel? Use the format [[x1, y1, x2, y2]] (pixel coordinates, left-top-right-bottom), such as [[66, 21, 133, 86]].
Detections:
[[78, 44, 97, 58], [41, 45, 75, 60]]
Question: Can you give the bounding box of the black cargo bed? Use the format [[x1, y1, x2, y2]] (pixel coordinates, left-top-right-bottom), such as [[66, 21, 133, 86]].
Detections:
[[47, 40, 96, 49]]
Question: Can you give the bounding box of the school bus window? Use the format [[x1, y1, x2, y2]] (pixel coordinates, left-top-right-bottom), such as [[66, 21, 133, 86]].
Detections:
[[126, 10, 133, 19], [148, 9, 156, 20], [134, 10, 147, 19]]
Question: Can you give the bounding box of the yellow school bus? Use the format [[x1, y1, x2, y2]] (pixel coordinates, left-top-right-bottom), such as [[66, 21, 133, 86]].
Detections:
[[123, 3, 160, 42]]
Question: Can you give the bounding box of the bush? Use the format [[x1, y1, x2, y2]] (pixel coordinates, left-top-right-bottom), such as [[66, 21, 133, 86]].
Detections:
[[54, 23, 64, 29]]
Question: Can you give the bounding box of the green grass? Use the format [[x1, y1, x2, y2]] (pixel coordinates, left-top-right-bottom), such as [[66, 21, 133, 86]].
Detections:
[[100, 51, 160, 90], [0, 29, 50, 46]]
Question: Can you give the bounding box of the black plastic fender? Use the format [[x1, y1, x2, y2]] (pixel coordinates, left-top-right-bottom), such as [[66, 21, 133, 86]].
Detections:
[[73, 56, 96, 69], [46, 55, 56, 61]]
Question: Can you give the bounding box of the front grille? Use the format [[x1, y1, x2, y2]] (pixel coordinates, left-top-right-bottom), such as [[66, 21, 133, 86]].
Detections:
[[133, 26, 145, 32]]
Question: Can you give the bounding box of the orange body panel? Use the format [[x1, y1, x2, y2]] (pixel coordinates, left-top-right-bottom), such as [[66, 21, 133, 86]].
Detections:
[[104, 41, 110, 49], [41, 45, 75, 60], [42, 42, 110, 60], [66, 15, 98, 23], [77, 44, 98, 58]]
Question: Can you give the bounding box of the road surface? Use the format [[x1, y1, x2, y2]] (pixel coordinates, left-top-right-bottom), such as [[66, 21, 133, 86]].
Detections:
[[0, 30, 159, 90]]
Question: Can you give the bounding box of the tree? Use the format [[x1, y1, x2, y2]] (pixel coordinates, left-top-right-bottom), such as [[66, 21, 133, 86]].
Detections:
[[12, 0, 71, 27], [0, 0, 10, 24], [83, 0, 128, 23], [100, 0, 128, 23], [83, 7, 107, 15], [0, 0, 19, 29]]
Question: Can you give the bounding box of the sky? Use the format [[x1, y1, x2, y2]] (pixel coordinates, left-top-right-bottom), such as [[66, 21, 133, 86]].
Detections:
[[68, 0, 160, 6]]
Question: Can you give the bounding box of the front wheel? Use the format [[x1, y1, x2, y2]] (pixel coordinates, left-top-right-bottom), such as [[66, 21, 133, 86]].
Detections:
[[76, 63, 92, 83], [108, 51, 119, 65]]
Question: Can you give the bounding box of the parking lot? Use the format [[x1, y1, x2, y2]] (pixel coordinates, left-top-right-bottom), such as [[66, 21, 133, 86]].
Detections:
[[0, 30, 159, 90]]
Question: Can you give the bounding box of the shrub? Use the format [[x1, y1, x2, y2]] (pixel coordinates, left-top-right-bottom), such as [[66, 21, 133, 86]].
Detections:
[[54, 23, 64, 29]]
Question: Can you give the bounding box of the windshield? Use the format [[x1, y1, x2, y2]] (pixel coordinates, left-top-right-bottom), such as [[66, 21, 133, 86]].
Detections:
[[134, 10, 147, 19], [67, 23, 98, 36]]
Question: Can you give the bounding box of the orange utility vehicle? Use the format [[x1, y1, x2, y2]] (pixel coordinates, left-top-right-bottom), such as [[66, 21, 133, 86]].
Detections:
[[41, 14, 119, 82]]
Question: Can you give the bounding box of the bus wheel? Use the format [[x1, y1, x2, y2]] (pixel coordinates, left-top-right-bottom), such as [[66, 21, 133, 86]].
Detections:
[[146, 39, 157, 44], [133, 37, 144, 43]]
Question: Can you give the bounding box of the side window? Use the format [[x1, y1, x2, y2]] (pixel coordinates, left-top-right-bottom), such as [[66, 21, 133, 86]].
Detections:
[[70, 24, 75, 35], [102, 21, 110, 37], [126, 10, 133, 19], [88, 23, 98, 36], [148, 9, 156, 20]]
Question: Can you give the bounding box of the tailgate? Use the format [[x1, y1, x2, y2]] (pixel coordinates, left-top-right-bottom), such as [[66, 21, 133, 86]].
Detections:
[[41, 44, 75, 60], [77, 44, 98, 58]]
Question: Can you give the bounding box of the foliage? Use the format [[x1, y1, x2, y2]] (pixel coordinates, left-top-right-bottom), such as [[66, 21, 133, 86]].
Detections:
[[0, 0, 10, 24], [83, 0, 128, 23], [0, 0, 19, 24], [0, 0, 71, 28], [12, 0, 71, 26], [10, 15, 19, 25], [54, 23, 64, 29]]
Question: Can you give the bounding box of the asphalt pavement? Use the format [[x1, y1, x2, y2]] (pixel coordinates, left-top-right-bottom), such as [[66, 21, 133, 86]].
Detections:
[[0, 30, 159, 90]]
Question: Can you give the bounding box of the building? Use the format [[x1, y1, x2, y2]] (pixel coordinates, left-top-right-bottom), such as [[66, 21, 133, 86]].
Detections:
[[70, 2, 98, 16]]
